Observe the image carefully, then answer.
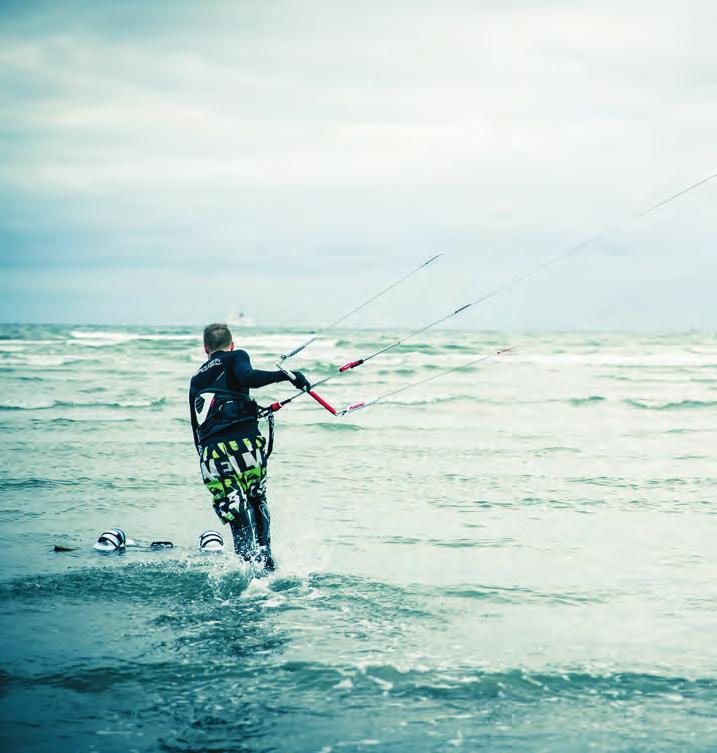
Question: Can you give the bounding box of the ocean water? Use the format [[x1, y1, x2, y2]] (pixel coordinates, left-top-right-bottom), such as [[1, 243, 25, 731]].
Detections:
[[1, 324, 716, 753]]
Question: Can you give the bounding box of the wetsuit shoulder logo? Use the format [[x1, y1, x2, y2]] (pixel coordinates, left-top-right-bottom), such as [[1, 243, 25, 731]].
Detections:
[[194, 357, 222, 377]]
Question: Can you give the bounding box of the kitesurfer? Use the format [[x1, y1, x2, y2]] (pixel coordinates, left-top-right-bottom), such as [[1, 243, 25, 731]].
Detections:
[[189, 323, 310, 570]]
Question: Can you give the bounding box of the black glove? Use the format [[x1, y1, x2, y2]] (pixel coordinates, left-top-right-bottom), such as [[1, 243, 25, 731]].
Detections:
[[289, 370, 311, 391]]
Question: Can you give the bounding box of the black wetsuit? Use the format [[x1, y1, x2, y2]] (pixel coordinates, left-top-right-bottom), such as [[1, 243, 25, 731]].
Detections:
[[189, 349, 289, 567]]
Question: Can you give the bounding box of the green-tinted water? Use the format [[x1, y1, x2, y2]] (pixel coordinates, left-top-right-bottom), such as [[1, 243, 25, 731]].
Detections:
[[1, 325, 716, 752]]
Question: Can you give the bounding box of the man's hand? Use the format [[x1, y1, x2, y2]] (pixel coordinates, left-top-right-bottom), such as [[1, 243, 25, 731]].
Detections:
[[289, 370, 311, 391]]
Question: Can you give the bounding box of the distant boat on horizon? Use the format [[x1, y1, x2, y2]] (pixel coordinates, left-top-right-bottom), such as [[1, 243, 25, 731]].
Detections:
[[226, 310, 255, 328]]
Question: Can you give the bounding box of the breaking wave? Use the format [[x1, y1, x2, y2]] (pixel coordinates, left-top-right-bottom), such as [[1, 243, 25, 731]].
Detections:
[[624, 399, 717, 411]]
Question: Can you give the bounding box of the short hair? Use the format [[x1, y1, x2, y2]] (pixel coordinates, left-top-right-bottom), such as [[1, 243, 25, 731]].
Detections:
[[203, 323, 232, 353]]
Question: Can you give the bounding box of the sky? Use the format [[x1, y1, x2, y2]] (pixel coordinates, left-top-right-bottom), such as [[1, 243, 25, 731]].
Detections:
[[0, 0, 715, 330]]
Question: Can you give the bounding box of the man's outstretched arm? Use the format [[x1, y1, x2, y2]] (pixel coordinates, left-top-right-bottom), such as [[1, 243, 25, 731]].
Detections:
[[233, 349, 309, 390]]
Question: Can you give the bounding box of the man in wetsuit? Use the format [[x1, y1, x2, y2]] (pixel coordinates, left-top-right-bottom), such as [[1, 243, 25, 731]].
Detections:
[[189, 323, 310, 569]]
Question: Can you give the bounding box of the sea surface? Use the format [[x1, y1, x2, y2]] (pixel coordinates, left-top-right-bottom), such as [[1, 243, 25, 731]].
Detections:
[[1, 324, 716, 753]]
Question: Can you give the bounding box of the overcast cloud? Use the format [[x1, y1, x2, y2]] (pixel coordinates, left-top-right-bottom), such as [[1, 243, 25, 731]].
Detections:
[[0, 0, 715, 329]]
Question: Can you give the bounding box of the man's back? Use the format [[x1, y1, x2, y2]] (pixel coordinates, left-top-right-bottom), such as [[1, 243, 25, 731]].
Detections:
[[189, 349, 261, 451]]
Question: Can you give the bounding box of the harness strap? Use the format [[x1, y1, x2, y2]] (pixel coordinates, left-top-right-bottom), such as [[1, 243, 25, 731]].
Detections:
[[266, 411, 275, 459], [257, 404, 276, 459]]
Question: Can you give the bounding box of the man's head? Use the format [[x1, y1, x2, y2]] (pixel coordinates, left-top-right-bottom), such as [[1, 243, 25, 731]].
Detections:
[[203, 323, 234, 356]]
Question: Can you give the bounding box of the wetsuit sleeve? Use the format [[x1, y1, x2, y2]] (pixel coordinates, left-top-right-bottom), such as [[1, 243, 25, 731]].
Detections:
[[232, 350, 290, 389]]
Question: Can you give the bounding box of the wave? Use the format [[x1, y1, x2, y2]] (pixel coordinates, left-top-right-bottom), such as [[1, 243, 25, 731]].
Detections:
[[625, 399, 717, 411], [567, 476, 639, 489], [442, 583, 606, 606], [31, 416, 137, 426], [1, 659, 710, 738], [533, 446, 581, 455], [604, 374, 708, 384], [427, 537, 515, 549], [4, 355, 104, 367], [307, 421, 365, 432], [0, 477, 97, 491], [0, 338, 59, 345], [70, 330, 196, 344], [0, 373, 45, 382], [568, 395, 606, 406], [192, 659, 713, 705], [376, 367, 418, 377], [393, 343, 442, 355], [378, 394, 493, 407], [0, 397, 167, 411], [0, 558, 247, 599], [0, 402, 56, 410], [3, 564, 715, 712]]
